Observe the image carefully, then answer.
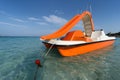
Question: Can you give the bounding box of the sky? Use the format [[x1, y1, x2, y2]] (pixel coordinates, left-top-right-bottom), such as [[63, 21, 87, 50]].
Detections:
[[0, 0, 120, 36]]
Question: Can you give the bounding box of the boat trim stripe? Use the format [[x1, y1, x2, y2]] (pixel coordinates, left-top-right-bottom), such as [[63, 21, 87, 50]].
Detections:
[[43, 39, 115, 47]]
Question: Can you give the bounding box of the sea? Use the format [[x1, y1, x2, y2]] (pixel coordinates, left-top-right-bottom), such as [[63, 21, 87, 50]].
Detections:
[[0, 36, 120, 80]]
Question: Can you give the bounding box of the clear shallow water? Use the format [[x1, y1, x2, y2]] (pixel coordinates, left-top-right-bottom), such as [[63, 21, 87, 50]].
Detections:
[[0, 37, 120, 80]]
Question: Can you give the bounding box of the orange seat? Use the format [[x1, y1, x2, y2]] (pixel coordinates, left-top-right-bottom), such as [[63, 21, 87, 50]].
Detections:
[[62, 30, 92, 42]]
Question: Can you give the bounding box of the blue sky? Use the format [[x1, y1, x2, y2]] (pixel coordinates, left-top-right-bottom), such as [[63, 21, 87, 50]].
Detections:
[[0, 0, 120, 36]]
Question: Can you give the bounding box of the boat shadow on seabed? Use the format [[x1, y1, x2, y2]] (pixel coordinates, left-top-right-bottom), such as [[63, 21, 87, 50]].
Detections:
[[35, 45, 115, 80]]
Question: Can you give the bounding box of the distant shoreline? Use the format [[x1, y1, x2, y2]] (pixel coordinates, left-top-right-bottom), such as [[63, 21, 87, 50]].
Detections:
[[106, 32, 120, 37], [0, 36, 39, 38]]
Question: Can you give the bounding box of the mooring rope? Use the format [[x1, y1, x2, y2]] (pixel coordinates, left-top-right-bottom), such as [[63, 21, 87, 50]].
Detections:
[[44, 43, 55, 57], [34, 66, 39, 80], [34, 41, 56, 80]]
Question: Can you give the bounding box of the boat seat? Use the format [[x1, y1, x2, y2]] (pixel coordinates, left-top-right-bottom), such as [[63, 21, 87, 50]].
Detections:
[[91, 30, 107, 41], [62, 30, 92, 42]]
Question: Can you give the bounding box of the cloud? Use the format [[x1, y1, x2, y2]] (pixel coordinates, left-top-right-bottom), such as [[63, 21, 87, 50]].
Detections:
[[54, 10, 64, 15], [0, 21, 17, 26], [11, 18, 26, 22], [43, 15, 67, 25], [0, 10, 8, 15], [36, 22, 48, 25], [0, 10, 5, 14], [28, 17, 40, 21], [0, 21, 26, 27]]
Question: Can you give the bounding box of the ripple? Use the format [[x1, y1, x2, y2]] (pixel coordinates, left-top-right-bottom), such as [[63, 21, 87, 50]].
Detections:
[[0, 37, 120, 80]]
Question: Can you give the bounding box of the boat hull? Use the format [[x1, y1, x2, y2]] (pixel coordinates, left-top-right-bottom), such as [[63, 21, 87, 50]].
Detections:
[[43, 39, 115, 56], [57, 40, 115, 56]]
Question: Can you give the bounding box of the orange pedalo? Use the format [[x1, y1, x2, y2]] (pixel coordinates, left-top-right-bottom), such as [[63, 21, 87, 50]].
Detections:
[[40, 11, 115, 57]]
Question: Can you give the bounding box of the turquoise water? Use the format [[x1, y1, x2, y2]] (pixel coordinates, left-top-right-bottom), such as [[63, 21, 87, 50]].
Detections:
[[0, 37, 120, 80]]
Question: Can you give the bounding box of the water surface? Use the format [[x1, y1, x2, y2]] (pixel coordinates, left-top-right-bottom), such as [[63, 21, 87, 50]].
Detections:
[[0, 37, 120, 80]]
